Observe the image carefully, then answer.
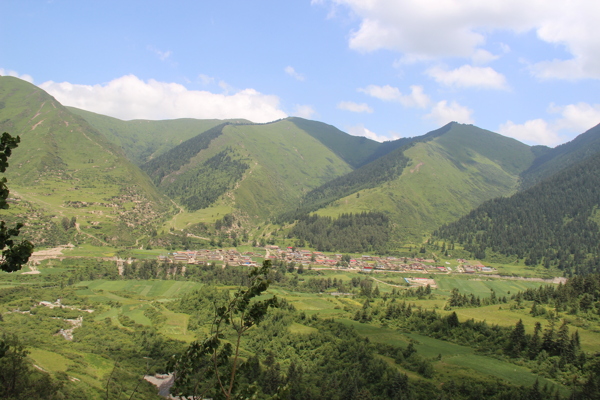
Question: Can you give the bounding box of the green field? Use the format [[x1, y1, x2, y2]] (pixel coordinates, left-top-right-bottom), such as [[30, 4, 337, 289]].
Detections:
[[339, 319, 567, 394], [433, 275, 552, 298]]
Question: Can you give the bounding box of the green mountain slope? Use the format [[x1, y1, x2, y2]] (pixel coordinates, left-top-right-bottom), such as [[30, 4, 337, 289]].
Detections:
[[434, 150, 600, 274], [67, 107, 245, 165], [288, 117, 381, 168], [521, 122, 600, 188], [279, 123, 456, 221], [303, 123, 537, 242], [0, 76, 173, 246], [141, 119, 355, 221]]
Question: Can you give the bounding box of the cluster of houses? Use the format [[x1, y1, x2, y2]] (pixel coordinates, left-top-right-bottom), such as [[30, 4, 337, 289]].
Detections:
[[157, 249, 260, 267], [454, 259, 495, 273], [154, 246, 496, 275]]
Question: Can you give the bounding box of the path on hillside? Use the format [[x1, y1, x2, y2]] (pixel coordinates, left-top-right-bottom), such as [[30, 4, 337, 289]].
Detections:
[[21, 263, 40, 275], [10, 190, 55, 209], [186, 233, 210, 241], [481, 274, 567, 284], [371, 277, 407, 288], [167, 199, 185, 229], [74, 223, 110, 245]]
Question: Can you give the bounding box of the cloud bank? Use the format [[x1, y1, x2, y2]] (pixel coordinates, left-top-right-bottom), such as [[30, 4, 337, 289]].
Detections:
[[358, 84, 430, 108], [499, 102, 600, 146], [347, 124, 397, 142], [337, 101, 373, 113], [0, 69, 33, 83], [39, 75, 287, 122], [324, 0, 600, 79], [426, 65, 508, 90], [425, 100, 474, 126]]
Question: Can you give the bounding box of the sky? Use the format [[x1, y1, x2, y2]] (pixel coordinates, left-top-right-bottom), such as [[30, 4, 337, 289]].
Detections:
[[2, 0, 600, 147]]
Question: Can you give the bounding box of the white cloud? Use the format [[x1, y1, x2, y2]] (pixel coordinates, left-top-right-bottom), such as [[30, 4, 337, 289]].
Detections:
[[499, 119, 560, 146], [198, 74, 215, 86], [321, 0, 600, 79], [218, 80, 235, 94], [0, 68, 33, 83], [292, 104, 317, 119], [499, 102, 600, 146], [347, 124, 396, 142], [471, 49, 499, 65], [550, 103, 600, 132], [39, 74, 287, 123], [358, 84, 401, 101], [425, 100, 474, 126], [147, 45, 172, 61], [358, 84, 430, 108], [337, 101, 373, 113], [285, 66, 305, 81], [426, 65, 508, 90]]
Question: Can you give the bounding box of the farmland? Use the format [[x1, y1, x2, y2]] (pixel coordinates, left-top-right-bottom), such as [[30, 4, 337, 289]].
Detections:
[[2, 252, 600, 399]]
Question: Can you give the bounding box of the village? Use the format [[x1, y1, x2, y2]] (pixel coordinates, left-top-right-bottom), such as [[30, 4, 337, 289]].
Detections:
[[155, 245, 496, 275]]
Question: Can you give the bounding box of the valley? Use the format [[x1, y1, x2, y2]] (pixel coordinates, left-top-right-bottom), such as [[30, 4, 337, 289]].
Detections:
[[2, 75, 600, 398]]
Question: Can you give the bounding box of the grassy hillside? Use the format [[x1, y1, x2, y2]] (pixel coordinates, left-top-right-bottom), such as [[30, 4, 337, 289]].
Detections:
[[0, 76, 173, 247], [288, 117, 381, 168], [144, 120, 354, 225], [310, 123, 536, 242], [67, 107, 243, 165], [281, 123, 460, 221]]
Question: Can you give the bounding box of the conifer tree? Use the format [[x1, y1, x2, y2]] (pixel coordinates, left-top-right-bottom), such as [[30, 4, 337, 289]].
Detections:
[[507, 319, 527, 357], [528, 322, 542, 360]]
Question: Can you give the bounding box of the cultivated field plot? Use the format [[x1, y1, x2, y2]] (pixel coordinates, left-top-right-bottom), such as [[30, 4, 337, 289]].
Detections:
[[267, 287, 361, 316], [76, 280, 202, 299], [75, 279, 202, 342], [434, 275, 552, 298]]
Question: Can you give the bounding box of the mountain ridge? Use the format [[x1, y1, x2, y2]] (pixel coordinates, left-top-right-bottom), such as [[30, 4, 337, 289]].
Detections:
[[4, 75, 600, 255]]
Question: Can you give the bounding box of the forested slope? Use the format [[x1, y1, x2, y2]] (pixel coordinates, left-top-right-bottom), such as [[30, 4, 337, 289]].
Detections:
[[287, 123, 536, 244], [434, 151, 600, 274], [521, 123, 600, 189]]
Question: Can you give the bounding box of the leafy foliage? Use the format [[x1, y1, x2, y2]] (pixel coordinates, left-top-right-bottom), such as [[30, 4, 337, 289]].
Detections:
[[0, 334, 64, 398], [0, 132, 33, 272], [169, 260, 278, 399]]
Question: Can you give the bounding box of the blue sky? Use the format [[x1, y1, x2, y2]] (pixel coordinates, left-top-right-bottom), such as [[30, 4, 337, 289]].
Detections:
[[2, 0, 600, 146]]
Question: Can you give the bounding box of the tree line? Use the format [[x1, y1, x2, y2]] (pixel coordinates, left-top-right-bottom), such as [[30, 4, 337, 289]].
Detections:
[[141, 123, 227, 185], [290, 211, 390, 253]]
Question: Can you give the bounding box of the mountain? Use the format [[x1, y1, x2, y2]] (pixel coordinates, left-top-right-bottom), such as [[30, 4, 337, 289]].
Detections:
[[5, 75, 582, 253], [68, 107, 247, 165], [520, 122, 600, 188], [291, 123, 537, 243], [139, 119, 359, 221], [434, 149, 600, 274], [0, 76, 173, 246], [287, 117, 381, 168], [70, 112, 393, 224]]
